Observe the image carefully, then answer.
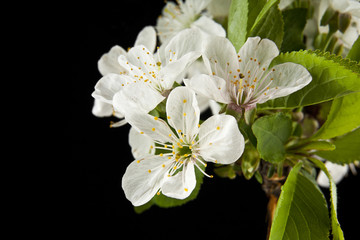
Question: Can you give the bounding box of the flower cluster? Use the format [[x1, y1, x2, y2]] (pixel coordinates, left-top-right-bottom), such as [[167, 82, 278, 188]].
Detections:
[[91, 0, 359, 209], [91, 0, 313, 206]]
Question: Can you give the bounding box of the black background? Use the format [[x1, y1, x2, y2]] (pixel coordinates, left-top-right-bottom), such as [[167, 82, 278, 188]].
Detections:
[[70, 1, 359, 238]]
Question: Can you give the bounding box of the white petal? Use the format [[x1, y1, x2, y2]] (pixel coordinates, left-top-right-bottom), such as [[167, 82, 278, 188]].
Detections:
[[203, 36, 239, 80], [129, 127, 155, 159], [196, 93, 210, 113], [161, 161, 196, 199], [124, 109, 174, 144], [164, 28, 204, 62], [255, 62, 312, 104], [97, 46, 127, 76], [207, 0, 232, 18], [134, 26, 157, 54], [238, 37, 279, 74], [192, 15, 226, 38], [156, 1, 183, 44], [92, 99, 114, 117], [159, 28, 203, 88], [185, 59, 208, 78], [122, 156, 169, 206], [181, 0, 212, 14], [113, 81, 165, 114], [166, 87, 200, 141], [197, 115, 244, 164], [184, 74, 232, 104], [317, 161, 349, 188], [92, 73, 132, 104], [209, 100, 222, 115], [160, 51, 202, 90], [123, 45, 158, 76]]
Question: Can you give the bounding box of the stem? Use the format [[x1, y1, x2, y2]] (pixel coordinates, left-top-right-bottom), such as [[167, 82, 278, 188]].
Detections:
[[266, 194, 278, 240], [260, 161, 290, 240]]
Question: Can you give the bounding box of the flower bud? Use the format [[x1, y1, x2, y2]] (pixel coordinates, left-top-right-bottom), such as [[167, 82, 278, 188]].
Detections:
[[339, 13, 352, 33]]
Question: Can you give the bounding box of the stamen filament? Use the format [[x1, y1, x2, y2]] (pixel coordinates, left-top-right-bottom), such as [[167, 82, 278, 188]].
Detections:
[[193, 160, 213, 178]]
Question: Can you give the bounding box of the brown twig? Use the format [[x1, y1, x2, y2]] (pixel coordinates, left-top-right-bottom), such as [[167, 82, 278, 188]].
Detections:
[[260, 162, 289, 240]]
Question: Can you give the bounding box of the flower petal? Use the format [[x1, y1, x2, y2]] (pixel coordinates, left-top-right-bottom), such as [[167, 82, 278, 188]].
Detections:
[[317, 161, 349, 188], [202, 36, 239, 80], [92, 73, 132, 104], [129, 127, 155, 159], [192, 15, 226, 38], [122, 156, 169, 206], [166, 87, 200, 141], [92, 99, 114, 117], [134, 26, 157, 54], [160, 51, 202, 90], [123, 45, 158, 78], [197, 115, 244, 164], [238, 37, 279, 73], [124, 108, 174, 144], [159, 29, 203, 88], [164, 28, 204, 63], [97, 46, 127, 76], [255, 62, 312, 104], [113, 81, 165, 115], [161, 161, 196, 199], [184, 74, 232, 104]]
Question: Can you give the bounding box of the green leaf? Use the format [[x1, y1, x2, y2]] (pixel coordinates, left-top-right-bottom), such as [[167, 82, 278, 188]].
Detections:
[[248, 0, 284, 49], [347, 35, 360, 62], [295, 140, 335, 152], [152, 164, 205, 208], [213, 164, 236, 179], [241, 143, 261, 180], [269, 163, 330, 240], [228, 0, 266, 51], [308, 157, 345, 240], [316, 127, 360, 164], [281, 8, 307, 52], [259, 50, 360, 109], [312, 92, 360, 140], [252, 112, 292, 163], [228, 0, 248, 51], [311, 49, 360, 73]]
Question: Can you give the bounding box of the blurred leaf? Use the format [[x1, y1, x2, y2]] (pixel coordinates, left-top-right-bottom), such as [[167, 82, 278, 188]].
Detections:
[[296, 140, 335, 152], [312, 92, 360, 140], [316, 127, 360, 164], [241, 144, 261, 179], [214, 164, 236, 179], [248, 0, 284, 49], [347, 35, 360, 61], [281, 8, 307, 52]]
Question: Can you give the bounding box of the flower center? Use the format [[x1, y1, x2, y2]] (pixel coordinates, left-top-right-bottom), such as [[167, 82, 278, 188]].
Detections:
[[176, 144, 192, 158]]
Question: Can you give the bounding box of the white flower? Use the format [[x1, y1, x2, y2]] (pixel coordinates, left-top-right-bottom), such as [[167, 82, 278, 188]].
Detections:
[[156, 0, 225, 44], [331, 0, 360, 51], [206, 0, 232, 20], [185, 36, 312, 111], [92, 28, 203, 127], [302, 0, 360, 53], [121, 87, 245, 206], [129, 127, 155, 159], [317, 161, 349, 187], [92, 26, 157, 119]]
